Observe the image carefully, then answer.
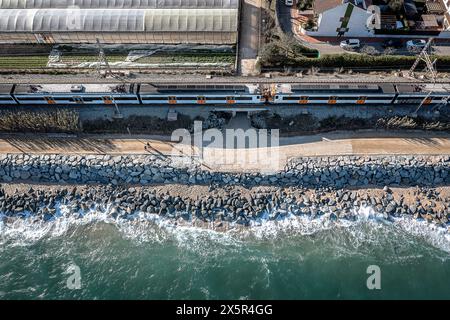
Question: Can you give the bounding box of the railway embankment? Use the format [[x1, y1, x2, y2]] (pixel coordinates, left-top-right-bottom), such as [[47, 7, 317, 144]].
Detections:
[[1, 107, 449, 136]]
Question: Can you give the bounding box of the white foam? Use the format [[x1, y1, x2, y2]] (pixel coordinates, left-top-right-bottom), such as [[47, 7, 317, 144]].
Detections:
[[0, 204, 449, 255]]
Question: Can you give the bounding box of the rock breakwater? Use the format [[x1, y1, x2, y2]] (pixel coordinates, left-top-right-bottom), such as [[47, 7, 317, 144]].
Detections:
[[0, 184, 448, 229], [0, 154, 448, 188]]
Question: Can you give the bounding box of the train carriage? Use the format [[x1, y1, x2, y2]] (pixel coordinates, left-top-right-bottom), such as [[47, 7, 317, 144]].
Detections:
[[1, 82, 449, 107], [0, 84, 16, 104], [138, 84, 261, 105], [274, 84, 397, 105], [394, 84, 450, 105], [12, 84, 140, 105]]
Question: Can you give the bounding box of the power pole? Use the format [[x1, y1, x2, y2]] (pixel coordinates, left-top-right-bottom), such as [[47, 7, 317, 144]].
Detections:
[[412, 90, 432, 117], [409, 38, 439, 117], [408, 38, 437, 82], [96, 38, 124, 119], [96, 38, 114, 78]]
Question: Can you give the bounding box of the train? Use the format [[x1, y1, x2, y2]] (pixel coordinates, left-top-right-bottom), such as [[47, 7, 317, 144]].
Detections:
[[0, 82, 449, 106]]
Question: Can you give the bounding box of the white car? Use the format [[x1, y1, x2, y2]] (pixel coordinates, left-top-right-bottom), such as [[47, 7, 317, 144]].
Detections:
[[285, 0, 293, 6], [339, 39, 360, 50], [406, 39, 427, 51]]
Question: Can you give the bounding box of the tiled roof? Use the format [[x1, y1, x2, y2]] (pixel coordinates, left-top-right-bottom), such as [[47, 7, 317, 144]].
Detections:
[[426, 0, 445, 13], [314, 0, 343, 14]]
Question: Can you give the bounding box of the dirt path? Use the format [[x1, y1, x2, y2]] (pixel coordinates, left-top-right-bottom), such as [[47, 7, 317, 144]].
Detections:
[[0, 131, 448, 172]]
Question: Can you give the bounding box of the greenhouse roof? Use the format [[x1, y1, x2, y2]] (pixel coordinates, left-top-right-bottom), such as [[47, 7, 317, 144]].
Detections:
[[0, 0, 239, 9], [0, 8, 238, 32]]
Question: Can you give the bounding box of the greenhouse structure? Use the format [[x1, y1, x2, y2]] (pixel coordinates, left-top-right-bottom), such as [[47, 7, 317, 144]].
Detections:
[[0, 0, 239, 44]]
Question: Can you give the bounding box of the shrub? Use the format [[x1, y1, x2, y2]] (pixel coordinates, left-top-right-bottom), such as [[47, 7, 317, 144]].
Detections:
[[260, 53, 450, 70], [0, 109, 80, 133], [82, 115, 193, 134], [376, 116, 450, 131]]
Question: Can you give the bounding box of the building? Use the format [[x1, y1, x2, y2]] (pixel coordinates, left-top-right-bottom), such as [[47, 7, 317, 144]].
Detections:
[[0, 0, 239, 44], [307, 0, 373, 37], [438, 0, 450, 30], [305, 0, 450, 38]]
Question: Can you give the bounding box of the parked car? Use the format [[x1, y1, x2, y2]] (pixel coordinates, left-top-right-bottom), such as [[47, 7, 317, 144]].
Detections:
[[406, 39, 427, 51], [285, 0, 293, 6], [339, 39, 361, 50], [382, 39, 403, 49]]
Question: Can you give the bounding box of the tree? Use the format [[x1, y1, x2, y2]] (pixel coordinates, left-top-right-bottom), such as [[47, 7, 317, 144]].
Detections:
[[386, 0, 404, 12], [259, 42, 283, 65], [360, 45, 379, 56]]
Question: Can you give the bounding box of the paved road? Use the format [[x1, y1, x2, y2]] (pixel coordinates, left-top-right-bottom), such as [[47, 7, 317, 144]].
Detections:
[[275, 0, 450, 57], [312, 38, 450, 56], [0, 131, 448, 172], [276, 0, 293, 35], [238, 0, 262, 76]]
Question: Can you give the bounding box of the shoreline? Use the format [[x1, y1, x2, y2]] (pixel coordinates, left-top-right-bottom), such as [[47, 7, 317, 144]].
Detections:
[[0, 148, 448, 232], [1, 183, 448, 232]]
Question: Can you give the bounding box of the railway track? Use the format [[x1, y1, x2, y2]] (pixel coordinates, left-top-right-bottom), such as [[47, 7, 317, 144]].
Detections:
[[0, 74, 448, 85]]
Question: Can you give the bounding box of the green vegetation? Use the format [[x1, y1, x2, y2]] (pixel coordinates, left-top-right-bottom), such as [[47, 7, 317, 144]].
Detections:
[[0, 109, 447, 135], [134, 53, 235, 64], [260, 114, 450, 135], [260, 35, 319, 65], [0, 56, 48, 69], [0, 109, 80, 133], [58, 52, 235, 65], [260, 53, 450, 70], [82, 115, 196, 135], [59, 54, 127, 64], [296, 0, 313, 10], [376, 116, 450, 131], [0, 52, 235, 69]]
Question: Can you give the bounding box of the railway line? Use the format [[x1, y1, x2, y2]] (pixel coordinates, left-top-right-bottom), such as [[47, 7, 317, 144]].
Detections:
[[0, 75, 449, 85], [1, 82, 450, 107]]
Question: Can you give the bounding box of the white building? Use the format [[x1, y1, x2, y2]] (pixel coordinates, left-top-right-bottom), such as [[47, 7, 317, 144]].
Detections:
[[304, 0, 450, 39], [306, 0, 374, 37], [439, 0, 450, 29]]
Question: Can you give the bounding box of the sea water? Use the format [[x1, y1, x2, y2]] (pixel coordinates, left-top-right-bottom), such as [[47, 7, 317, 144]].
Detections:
[[0, 206, 449, 299]]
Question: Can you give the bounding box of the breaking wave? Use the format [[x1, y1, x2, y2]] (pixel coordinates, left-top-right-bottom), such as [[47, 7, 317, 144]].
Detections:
[[0, 204, 449, 255]]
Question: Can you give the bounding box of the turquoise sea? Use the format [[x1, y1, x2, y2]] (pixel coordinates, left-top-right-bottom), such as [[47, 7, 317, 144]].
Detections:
[[0, 207, 449, 300]]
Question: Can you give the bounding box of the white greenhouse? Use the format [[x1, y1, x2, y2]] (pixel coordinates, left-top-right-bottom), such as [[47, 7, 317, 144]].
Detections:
[[0, 0, 239, 9], [0, 0, 239, 44]]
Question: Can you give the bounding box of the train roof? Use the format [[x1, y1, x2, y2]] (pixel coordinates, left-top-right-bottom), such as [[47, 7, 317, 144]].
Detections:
[[396, 83, 450, 94], [0, 84, 13, 94], [289, 83, 396, 94], [139, 84, 258, 94], [13, 84, 136, 94]]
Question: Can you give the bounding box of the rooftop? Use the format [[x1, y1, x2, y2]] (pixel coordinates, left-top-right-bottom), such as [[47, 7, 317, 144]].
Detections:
[[0, 0, 239, 9], [313, 0, 343, 14], [0, 8, 239, 33], [13, 83, 135, 94]]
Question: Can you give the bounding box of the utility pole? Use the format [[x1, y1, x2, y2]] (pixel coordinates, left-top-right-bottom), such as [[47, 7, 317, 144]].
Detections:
[[409, 38, 439, 117], [408, 38, 437, 82], [412, 91, 432, 117], [96, 38, 114, 78], [96, 38, 124, 119]]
